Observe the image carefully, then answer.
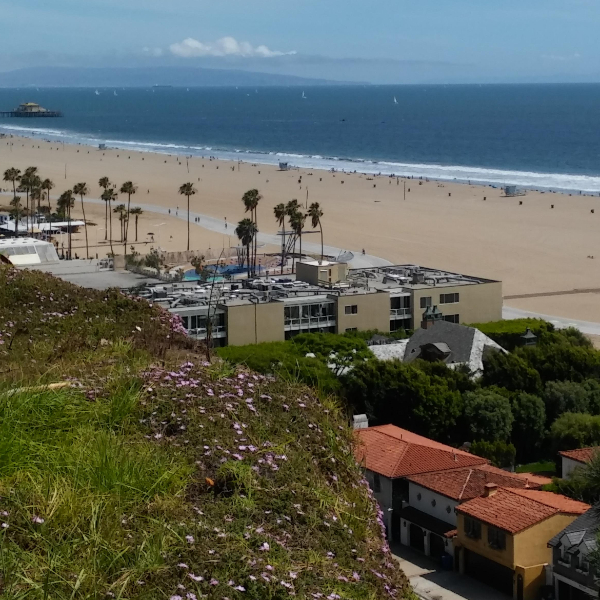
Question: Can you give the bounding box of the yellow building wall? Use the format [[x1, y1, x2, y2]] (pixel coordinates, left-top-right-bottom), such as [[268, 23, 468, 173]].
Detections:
[[412, 281, 502, 327], [457, 512, 581, 600], [225, 302, 285, 346], [296, 262, 348, 285], [336, 292, 390, 334]]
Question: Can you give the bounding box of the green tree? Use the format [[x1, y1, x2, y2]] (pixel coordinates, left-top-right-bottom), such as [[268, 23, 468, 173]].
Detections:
[[274, 203, 287, 274], [9, 196, 22, 224], [289, 210, 306, 273], [482, 350, 542, 395], [308, 202, 324, 261], [113, 204, 127, 242], [550, 413, 600, 451], [20, 167, 38, 235], [463, 389, 514, 442], [119, 181, 137, 252], [511, 392, 546, 462], [470, 440, 516, 468], [98, 177, 112, 240], [242, 189, 262, 275], [178, 182, 197, 252], [3, 167, 21, 202], [41, 178, 54, 223], [57, 190, 75, 259], [543, 380, 591, 425], [101, 187, 118, 256], [235, 218, 257, 279], [72, 183, 90, 259], [129, 207, 143, 242], [342, 360, 463, 441]]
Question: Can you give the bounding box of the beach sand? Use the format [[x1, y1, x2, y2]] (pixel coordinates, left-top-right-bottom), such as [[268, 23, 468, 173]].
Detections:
[[2, 135, 600, 322]]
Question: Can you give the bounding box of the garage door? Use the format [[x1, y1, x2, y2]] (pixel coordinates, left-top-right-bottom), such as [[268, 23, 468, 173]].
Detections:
[[465, 549, 513, 597], [409, 523, 425, 553], [429, 533, 446, 561]]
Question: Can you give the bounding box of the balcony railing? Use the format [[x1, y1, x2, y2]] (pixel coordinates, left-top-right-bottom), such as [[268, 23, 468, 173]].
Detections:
[[187, 326, 226, 339], [390, 308, 411, 318], [284, 316, 336, 331]]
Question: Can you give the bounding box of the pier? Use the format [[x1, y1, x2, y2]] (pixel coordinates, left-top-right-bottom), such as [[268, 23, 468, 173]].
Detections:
[[0, 102, 63, 118]]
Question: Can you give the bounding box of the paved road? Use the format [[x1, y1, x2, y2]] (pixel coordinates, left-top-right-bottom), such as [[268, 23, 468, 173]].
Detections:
[[393, 545, 510, 600], [85, 199, 393, 269]]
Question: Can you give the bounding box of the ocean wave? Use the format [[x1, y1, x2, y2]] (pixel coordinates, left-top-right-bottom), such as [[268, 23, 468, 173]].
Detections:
[[3, 123, 600, 193]]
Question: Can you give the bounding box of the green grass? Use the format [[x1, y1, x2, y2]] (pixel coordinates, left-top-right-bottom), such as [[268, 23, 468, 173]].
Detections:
[[0, 267, 409, 600], [516, 461, 556, 475]]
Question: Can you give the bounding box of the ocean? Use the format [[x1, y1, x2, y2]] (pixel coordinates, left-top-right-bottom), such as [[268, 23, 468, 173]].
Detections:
[[1, 84, 600, 193]]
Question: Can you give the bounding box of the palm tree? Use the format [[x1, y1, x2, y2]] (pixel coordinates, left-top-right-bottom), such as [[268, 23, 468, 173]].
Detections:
[[73, 182, 90, 259], [57, 190, 75, 259], [9, 196, 22, 228], [289, 210, 306, 273], [242, 189, 262, 275], [102, 187, 118, 256], [113, 204, 127, 241], [99, 177, 112, 240], [119, 181, 137, 249], [130, 207, 143, 242], [308, 202, 325, 262], [285, 200, 300, 269], [274, 203, 287, 274], [178, 182, 197, 251], [21, 167, 38, 235], [41, 178, 54, 221], [3, 168, 21, 202], [235, 218, 257, 279]]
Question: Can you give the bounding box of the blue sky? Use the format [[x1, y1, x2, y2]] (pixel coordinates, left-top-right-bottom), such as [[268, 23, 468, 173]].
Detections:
[[1, 0, 599, 83]]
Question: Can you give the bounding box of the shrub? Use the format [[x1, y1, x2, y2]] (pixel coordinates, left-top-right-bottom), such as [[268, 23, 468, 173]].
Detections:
[[482, 351, 543, 395], [543, 380, 591, 425], [463, 389, 514, 442], [470, 440, 516, 468], [550, 412, 600, 451], [470, 318, 553, 351], [511, 393, 546, 462]]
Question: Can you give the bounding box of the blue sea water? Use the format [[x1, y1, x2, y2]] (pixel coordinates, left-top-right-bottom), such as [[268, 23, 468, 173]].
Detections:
[[1, 84, 600, 192]]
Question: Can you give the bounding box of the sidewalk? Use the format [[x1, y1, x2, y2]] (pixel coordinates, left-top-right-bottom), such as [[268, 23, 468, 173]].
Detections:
[[392, 544, 510, 600]]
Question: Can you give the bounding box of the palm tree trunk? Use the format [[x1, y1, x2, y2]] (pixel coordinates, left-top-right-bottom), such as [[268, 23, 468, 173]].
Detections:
[[299, 231, 302, 267], [108, 199, 114, 256], [187, 193, 190, 251], [319, 221, 324, 262], [125, 193, 131, 243], [47, 192, 52, 229], [104, 199, 108, 240], [25, 191, 29, 235], [135, 216, 139, 241], [281, 224, 286, 274], [67, 203, 72, 260], [246, 243, 251, 278], [80, 195, 89, 259]]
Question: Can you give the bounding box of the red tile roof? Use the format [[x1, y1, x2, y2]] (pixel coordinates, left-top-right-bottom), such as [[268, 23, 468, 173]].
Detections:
[[408, 464, 542, 501], [559, 447, 599, 465], [457, 487, 590, 534], [353, 425, 487, 479]]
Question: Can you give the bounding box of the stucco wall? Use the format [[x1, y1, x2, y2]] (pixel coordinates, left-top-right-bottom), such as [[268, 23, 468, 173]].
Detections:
[[562, 457, 584, 479], [336, 291, 390, 333], [411, 281, 503, 328], [408, 482, 458, 526], [225, 302, 285, 346]]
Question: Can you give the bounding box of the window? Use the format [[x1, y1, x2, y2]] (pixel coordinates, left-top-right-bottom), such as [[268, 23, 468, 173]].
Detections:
[[446, 505, 452, 514], [420, 296, 432, 309], [373, 473, 381, 493], [431, 499, 436, 507], [464, 517, 481, 540], [416, 493, 422, 501], [488, 526, 506, 550], [443, 314, 460, 324], [440, 293, 460, 304], [345, 305, 358, 315], [580, 556, 590, 573]]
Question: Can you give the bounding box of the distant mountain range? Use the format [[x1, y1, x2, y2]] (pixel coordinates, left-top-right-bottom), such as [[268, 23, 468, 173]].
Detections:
[[0, 66, 353, 88]]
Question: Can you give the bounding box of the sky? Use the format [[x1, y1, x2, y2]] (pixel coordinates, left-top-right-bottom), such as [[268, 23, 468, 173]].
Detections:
[[1, 0, 600, 83]]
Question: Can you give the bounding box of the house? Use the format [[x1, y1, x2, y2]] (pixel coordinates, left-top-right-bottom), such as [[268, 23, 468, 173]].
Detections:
[[353, 424, 488, 540], [548, 506, 599, 600], [560, 448, 598, 479], [456, 485, 589, 600], [403, 465, 545, 561]]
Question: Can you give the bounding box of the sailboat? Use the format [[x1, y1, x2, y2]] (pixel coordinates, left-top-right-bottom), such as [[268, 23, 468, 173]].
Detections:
[[393, 96, 398, 105], [302, 91, 307, 99], [95, 90, 100, 96]]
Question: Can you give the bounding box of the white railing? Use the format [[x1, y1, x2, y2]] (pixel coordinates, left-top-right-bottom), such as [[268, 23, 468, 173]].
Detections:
[[390, 308, 411, 318]]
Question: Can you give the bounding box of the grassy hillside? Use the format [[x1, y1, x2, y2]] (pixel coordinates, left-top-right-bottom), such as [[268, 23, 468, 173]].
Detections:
[[0, 266, 410, 600]]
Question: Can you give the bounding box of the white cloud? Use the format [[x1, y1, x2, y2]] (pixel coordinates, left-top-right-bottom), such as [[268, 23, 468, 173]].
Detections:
[[169, 36, 296, 58]]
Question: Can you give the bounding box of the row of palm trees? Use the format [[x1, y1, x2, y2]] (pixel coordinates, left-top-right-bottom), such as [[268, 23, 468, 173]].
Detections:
[[2, 167, 144, 260], [233, 189, 325, 278]]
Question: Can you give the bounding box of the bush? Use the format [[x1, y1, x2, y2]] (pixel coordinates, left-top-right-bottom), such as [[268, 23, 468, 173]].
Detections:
[[543, 381, 591, 424], [470, 318, 553, 351], [470, 440, 516, 468], [482, 351, 542, 395], [463, 390, 514, 442], [550, 412, 600, 451], [511, 393, 546, 462]]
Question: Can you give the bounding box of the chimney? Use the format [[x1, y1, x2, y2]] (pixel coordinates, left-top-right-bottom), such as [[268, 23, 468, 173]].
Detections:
[[483, 483, 498, 498], [353, 414, 369, 430]]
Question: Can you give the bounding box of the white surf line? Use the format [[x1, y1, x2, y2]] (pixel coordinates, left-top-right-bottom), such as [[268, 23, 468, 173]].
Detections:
[[83, 198, 393, 269]]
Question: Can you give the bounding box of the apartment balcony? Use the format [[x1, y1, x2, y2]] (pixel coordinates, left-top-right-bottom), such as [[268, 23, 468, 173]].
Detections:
[[390, 308, 411, 319], [284, 316, 337, 331], [187, 326, 227, 340]]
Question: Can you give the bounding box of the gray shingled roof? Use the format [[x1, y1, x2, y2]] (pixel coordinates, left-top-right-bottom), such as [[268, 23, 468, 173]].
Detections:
[[404, 320, 476, 365], [548, 506, 599, 551]]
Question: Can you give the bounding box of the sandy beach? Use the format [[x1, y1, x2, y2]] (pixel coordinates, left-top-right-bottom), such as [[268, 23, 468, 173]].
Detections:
[[2, 134, 600, 323]]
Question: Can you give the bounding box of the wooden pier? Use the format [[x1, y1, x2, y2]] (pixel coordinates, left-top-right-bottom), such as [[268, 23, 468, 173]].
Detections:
[[0, 102, 62, 118]]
